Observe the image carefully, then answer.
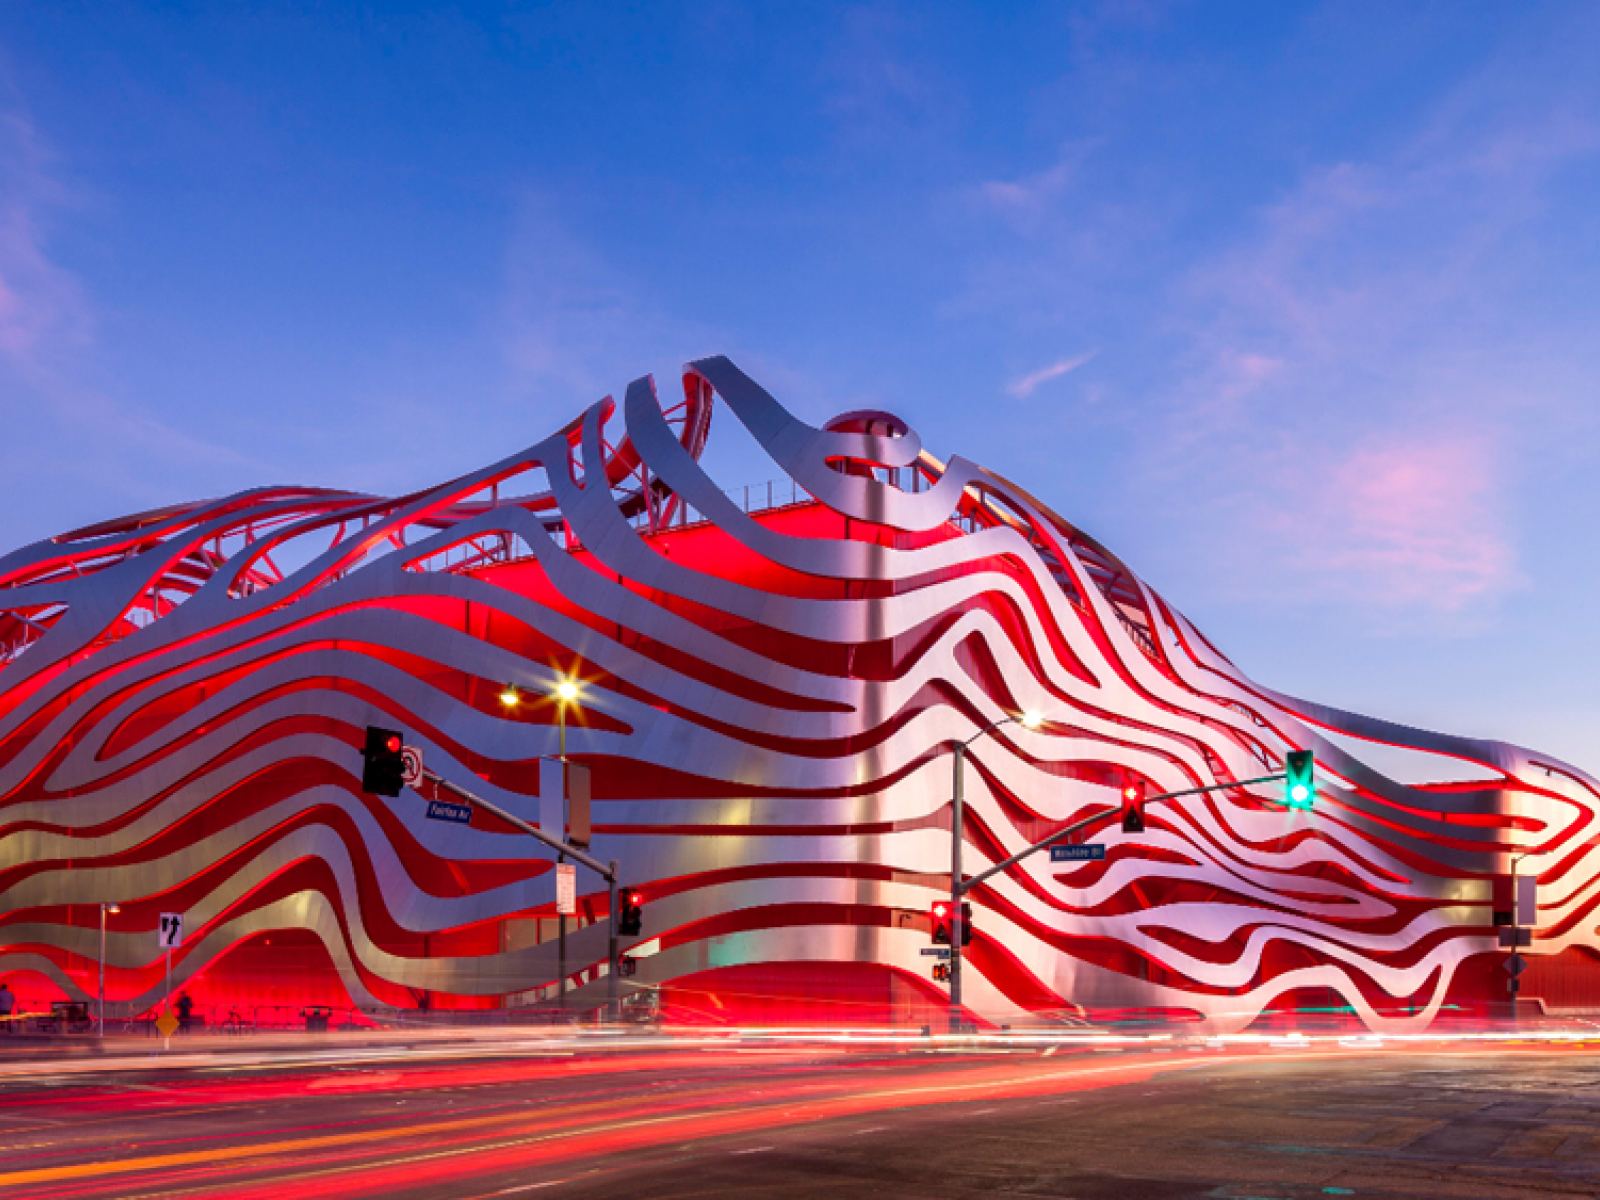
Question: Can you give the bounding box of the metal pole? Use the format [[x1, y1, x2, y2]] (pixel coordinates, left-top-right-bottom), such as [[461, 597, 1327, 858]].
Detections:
[[1509, 850, 1531, 1024], [949, 742, 965, 1033], [423, 770, 610, 875], [558, 704, 567, 1017], [608, 862, 620, 1023], [98, 905, 107, 1039]]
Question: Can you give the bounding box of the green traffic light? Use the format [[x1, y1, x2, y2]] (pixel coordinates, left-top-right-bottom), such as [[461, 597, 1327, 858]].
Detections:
[[1285, 749, 1315, 810]]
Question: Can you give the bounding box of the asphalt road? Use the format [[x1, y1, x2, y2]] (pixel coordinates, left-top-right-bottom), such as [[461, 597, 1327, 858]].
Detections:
[[0, 1035, 1596, 1199]]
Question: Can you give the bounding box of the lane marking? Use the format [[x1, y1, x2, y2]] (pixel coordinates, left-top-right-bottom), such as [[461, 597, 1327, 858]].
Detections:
[[0, 1047, 1515, 1192], [495, 1183, 566, 1195]]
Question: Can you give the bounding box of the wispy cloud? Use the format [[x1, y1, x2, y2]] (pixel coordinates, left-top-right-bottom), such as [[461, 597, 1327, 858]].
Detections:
[[1007, 351, 1097, 398], [820, 5, 953, 151], [1266, 433, 1520, 616], [1133, 34, 1600, 624], [499, 193, 721, 408], [0, 104, 264, 548], [0, 112, 90, 372]]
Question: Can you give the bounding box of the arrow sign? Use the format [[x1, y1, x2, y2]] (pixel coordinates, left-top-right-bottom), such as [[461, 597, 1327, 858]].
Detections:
[[1505, 953, 1527, 978], [425, 799, 472, 824], [157, 912, 184, 949], [1050, 843, 1106, 863]]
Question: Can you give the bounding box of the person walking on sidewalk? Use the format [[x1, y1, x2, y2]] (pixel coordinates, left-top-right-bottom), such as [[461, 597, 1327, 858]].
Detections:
[[0, 982, 14, 1032]]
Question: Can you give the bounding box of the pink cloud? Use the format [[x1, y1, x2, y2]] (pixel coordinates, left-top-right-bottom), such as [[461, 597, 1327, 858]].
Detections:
[[1276, 435, 1520, 614], [1007, 351, 1097, 398]]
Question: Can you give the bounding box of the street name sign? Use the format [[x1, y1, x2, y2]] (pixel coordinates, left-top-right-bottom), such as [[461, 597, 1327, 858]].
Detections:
[[425, 799, 472, 824], [1050, 843, 1106, 862], [920, 947, 951, 958]]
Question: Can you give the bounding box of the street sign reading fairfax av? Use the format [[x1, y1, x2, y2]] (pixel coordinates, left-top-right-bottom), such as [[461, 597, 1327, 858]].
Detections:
[[425, 799, 472, 824]]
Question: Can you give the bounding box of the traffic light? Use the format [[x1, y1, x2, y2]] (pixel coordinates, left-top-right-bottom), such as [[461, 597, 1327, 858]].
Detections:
[[361, 725, 405, 796], [1121, 782, 1145, 834], [930, 900, 952, 945], [618, 889, 644, 937], [1285, 750, 1315, 810], [959, 900, 974, 947]]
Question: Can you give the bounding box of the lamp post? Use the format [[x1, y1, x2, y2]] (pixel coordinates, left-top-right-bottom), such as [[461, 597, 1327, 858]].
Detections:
[[98, 902, 120, 1038], [500, 674, 585, 1017], [948, 709, 1043, 1032], [552, 676, 580, 1015]]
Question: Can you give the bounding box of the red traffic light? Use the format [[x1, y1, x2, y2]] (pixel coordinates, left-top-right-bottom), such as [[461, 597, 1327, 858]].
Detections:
[[628, 891, 644, 907], [385, 735, 402, 754], [1122, 784, 1142, 802], [932, 901, 950, 919]]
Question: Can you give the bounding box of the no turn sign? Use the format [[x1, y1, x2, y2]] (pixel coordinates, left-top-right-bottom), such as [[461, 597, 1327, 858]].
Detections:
[[400, 744, 424, 788]]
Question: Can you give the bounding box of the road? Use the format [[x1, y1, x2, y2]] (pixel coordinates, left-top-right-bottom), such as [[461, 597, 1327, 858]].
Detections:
[[0, 1033, 1596, 1198]]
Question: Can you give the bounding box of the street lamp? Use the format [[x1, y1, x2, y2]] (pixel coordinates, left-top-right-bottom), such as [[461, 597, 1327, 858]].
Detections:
[[553, 676, 581, 760], [947, 709, 1045, 1031], [98, 902, 120, 1038], [547, 673, 584, 1013], [499, 672, 618, 1022]]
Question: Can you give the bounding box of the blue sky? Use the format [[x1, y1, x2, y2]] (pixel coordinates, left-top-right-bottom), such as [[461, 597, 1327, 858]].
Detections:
[[2, 3, 1597, 772]]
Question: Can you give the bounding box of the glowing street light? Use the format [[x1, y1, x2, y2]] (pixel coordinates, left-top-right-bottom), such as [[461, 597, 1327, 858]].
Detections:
[[554, 678, 580, 704], [1020, 709, 1044, 730], [499, 684, 521, 708]]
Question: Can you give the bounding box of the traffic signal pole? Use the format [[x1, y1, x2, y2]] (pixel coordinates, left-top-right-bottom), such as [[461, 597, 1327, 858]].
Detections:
[[420, 767, 622, 1022], [948, 742, 967, 1030]]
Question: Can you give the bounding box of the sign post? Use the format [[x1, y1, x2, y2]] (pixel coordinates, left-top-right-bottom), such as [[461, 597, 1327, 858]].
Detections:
[[394, 752, 625, 1023], [156, 914, 183, 1047]]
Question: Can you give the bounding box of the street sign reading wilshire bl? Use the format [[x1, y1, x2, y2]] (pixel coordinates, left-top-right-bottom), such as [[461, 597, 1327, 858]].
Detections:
[[1050, 843, 1106, 863]]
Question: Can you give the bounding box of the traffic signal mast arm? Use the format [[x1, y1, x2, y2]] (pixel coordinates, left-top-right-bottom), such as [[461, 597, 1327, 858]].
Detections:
[[959, 769, 1296, 896], [419, 765, 627, 1022], [421, 767, 616, 883]]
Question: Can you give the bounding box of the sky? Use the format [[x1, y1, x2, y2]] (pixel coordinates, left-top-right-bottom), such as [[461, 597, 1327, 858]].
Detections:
[[1, 2, 1597, 773]]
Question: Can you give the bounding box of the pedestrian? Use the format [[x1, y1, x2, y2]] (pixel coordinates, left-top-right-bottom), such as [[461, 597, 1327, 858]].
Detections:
[[0, 982, 13, 1032], [175, 991, 193, 1034]]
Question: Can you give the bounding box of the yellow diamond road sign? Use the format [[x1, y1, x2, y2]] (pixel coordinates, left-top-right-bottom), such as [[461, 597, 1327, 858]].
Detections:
[[155, 1010, 179, 1038]]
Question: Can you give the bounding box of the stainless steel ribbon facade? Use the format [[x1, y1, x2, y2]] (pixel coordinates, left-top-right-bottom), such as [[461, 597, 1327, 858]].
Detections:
[[2, 356, 1596, 1030]]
